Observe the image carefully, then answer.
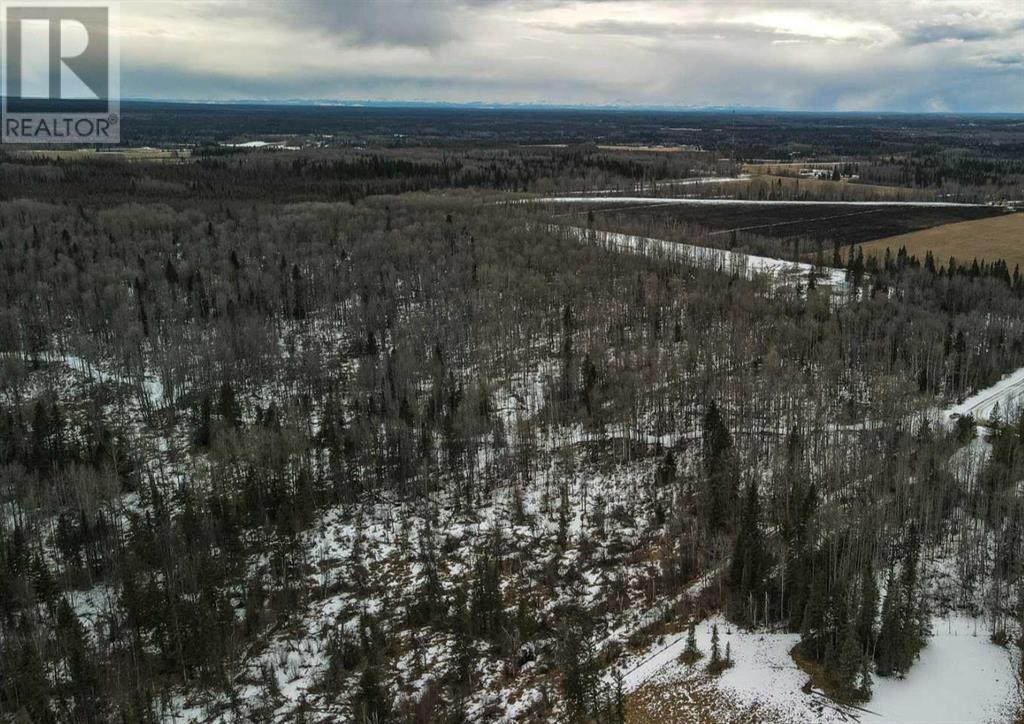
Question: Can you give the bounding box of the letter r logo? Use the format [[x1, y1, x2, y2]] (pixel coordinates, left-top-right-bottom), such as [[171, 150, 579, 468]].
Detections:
[[2, 3, 119, 143], [4, 4, 111, 112]]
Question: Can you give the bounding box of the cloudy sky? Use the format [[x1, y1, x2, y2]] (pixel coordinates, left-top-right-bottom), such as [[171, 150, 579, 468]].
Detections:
[[113, 0, 1023, 112]]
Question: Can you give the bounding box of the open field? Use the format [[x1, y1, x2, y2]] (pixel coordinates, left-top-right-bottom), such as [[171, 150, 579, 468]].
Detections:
[[742, 161, 845, 176], [13, 147, 191, 162], [554, 201, 1006, 248], [744, 174, 920, 200], [624, 616, 1013, 724], [597, 144, 701, 153], [859, 212, 1024, 268]]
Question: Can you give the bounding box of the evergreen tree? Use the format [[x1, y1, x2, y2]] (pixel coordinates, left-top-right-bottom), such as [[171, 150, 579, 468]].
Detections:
[[470, 552, 504, 641], [876, 568, 901, 676], [859, 652, 874, 700], [193, 394, 212, 447], [450, 586, 474, 698], [875, 533, 929, 680], [558, 619, 599, 721], [680, 621, 702, 665], [352, 658, 389, 724], [707, 623, 725, 674], [8, 642, 53, 723], [219, 381, 241, 429], [801, 569, 828, 660], [557, 480, 571, 550], [728, 482, 768, 621], [56, 597, 101, 720], [702, 402, 736, 533], [611, 668, 627, 724], [857, 563, 879, 653], [834, 622, 864, 699]]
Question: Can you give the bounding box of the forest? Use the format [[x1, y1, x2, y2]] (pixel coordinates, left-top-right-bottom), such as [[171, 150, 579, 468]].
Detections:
[[0, 110, 1022, 722]]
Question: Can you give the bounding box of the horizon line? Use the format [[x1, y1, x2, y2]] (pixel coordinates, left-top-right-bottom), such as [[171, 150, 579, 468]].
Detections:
[[108, 98, 1024, 117]]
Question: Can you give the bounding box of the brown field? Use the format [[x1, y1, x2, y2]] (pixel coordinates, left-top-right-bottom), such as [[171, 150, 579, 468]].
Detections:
[[597, 144, 701, 153], [859, 212, 1024, 269]]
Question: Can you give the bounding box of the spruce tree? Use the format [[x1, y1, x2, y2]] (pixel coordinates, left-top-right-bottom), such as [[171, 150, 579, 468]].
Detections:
[[56, 598, 100, 720], [835, 623, 864, 699], [702, 402, 735, 533], [558, 619, 598, 721], [801, 569, 828, 660], [857, 563, 879, 654], [728, 482, 767, 622], [707, 624, 728, 675], [680, 622, 702, 665], [876, 568, 903, 676], [450, 587, 474, 698], [219, 381, 241, 429]]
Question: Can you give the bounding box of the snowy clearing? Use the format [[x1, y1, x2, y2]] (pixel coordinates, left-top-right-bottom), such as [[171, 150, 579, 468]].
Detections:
[[622, 615, 1015, 723], [866, 616, 1015, 724]]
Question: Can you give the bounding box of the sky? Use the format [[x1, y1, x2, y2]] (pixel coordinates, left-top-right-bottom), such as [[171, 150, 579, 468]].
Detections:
[[108, 0, 1024, 112]]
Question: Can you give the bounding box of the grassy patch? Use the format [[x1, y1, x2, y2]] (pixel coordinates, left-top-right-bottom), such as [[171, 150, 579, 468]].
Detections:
[[859, 212, 1024, 270]]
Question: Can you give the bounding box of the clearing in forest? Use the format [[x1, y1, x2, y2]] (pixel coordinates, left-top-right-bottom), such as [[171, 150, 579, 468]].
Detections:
[[742, 174, 920, 201], [859, 212, 1024, 269]]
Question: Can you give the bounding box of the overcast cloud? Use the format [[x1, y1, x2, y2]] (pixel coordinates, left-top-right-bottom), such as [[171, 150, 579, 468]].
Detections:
[[104, 0, 1024, 111]]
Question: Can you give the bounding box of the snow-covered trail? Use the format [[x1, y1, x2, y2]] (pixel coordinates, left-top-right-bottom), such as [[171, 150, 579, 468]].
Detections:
[[943, 366, 1024, 426], [529, 197, 987, 208]]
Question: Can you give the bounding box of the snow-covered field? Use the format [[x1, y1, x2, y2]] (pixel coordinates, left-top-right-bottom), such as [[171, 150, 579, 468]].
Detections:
[[622, 616, 1016, 723], [867, 616, 1015, 724]]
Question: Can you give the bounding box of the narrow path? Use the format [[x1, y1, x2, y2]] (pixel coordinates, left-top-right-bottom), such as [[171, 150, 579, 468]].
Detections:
[[944, 366, 1024, 424], [529, 197, 986, 208]]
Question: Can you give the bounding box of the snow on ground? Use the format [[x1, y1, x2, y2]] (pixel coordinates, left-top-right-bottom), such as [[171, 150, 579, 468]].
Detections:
[[493, 359, 554, 440], [46, 352, 165, 408], [865, 616, 1015, 724], [619, 615, 1015, 724], [531, 197, 986, 208], [619, 616, 846, 723], [943, 366, 1024, 425], [566, 226, 849, 289], [559, 175, 752, 196]]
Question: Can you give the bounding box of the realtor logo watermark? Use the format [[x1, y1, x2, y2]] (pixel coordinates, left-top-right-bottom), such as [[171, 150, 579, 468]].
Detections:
[[2, 2, 119, 143]]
